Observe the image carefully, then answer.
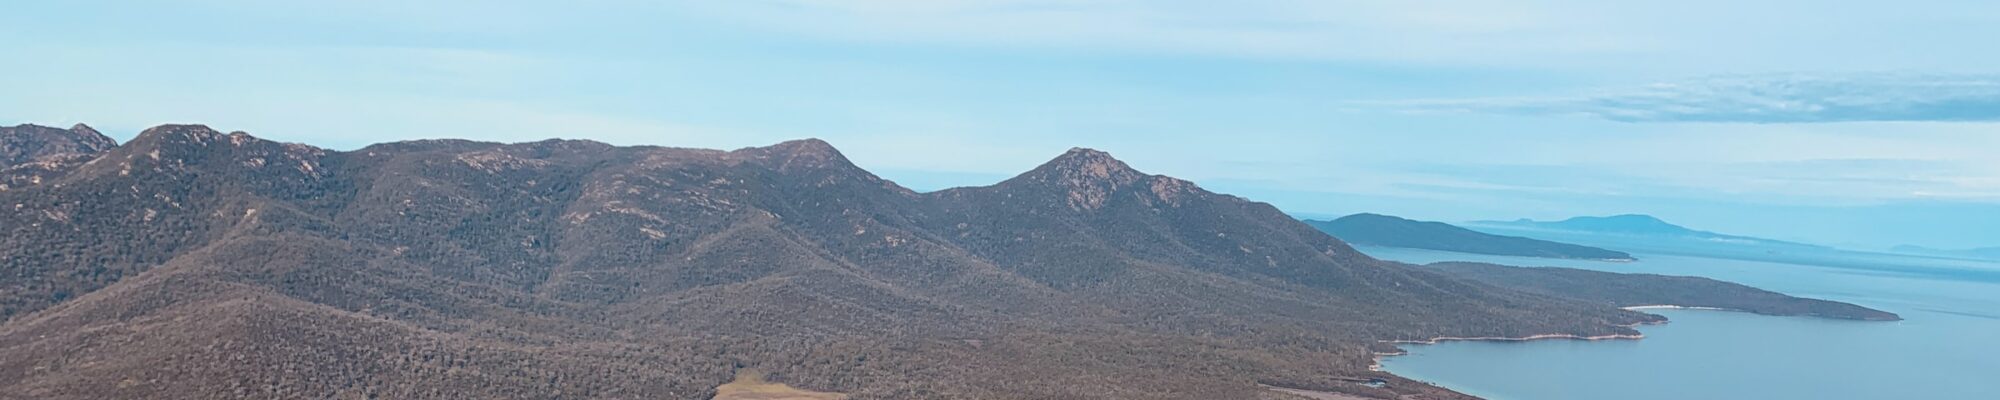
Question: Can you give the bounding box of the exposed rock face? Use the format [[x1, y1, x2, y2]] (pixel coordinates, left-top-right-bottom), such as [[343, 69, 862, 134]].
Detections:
[[0, 123, 1677, 399], [0, 124, 119, 192], [1003, 147, 1156, 210], [0, 123, 116, 168]]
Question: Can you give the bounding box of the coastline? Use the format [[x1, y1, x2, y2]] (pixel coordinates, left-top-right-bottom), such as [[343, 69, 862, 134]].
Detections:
[[1383, 314, 1667, 347], [1621, 305, 1731, 311], [1376, 310, 1672, 382], [1373, 303, 1895, 397], [1369, 330, 1649, 372], [1385, 332, 1644, 346], [1261, 384, 1376, 400]]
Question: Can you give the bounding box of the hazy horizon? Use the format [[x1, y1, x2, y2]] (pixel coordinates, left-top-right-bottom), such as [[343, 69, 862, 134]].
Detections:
[[6, 1, 1998, 248]]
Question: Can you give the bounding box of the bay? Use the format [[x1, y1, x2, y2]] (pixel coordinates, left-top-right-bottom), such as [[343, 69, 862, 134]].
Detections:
[[1361, 246, 2000, 400]]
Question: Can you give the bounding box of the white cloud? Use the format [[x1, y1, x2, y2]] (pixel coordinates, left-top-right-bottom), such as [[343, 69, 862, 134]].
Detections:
[[1371, 73, 2000, 123]]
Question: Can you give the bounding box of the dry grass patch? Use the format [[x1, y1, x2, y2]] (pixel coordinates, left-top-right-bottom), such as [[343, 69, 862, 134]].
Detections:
[[712, 370, 848, 400]]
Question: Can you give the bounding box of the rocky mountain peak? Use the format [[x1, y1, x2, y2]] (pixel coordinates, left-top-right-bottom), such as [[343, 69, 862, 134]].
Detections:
[[1052, 147, 1131, 174], [1017, 147, 1145, 187], [132, 124, 226, 144], [1, 123, 119, 167], [769, 138, 838, 155], [739, 138, 855, 172], [989, 147, 1189, 211], [68, 123, 105, 139]]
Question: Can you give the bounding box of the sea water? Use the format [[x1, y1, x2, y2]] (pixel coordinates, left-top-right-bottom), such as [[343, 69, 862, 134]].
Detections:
[[1361, 246, 2000, 400]]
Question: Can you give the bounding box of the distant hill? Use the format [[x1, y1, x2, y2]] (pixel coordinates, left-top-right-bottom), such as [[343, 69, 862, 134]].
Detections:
[[1471, 214, 1823, 249], [1, 124, 118, 192], [1891, 245, 2000, 261], [1305, 213, 1634, 261], [0, 123, 115, 168], [1424, 262, 1901, 321]]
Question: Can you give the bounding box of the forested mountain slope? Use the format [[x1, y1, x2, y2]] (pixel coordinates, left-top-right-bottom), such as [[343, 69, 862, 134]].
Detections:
[[0, 124, 1886, 400]]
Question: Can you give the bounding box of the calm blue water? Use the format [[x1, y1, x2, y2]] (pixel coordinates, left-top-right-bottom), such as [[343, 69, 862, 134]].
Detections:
[[1362, 246, 2000, 400]]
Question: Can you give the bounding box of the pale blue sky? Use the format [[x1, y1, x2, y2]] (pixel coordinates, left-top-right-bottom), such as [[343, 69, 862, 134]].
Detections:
[[4, 1, 1998, 248]]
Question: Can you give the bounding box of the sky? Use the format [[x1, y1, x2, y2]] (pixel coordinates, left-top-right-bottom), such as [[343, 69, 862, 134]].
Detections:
[[3, 0, 1998, 249]]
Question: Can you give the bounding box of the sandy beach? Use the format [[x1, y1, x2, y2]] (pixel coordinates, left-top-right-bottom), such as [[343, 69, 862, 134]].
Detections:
[[1622, 305, 1731, 311], [1261, 384, 1377, 400], [1369, 313, 1679, 373]]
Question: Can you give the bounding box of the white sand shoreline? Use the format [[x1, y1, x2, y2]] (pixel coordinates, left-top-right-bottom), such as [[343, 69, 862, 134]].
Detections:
[[1386, 332, 1644, 345], [1621, 304, 1732, 311], [1369, 332, 1648, 374], [1368, 311, 1683, 374], [1261, 384, 1374, 400], [1366, 304, 1786, 393]]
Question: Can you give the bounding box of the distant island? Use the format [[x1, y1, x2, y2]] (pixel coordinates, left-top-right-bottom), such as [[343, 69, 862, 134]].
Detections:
[[1306, 213, 1634, 261], [1423, 262, 1901, 321], [1470, 214, 1820, 248], [1466, 214, 1830, 255], [1890, 244, 2000, 261]]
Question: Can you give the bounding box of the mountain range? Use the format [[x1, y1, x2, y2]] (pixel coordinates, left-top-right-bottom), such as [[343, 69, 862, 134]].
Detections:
[[1305, 214, 1634, 261], [0, 123, 1893, 400]]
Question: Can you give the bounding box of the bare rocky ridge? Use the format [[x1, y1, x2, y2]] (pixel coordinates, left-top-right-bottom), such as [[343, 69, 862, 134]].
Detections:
[[0, 123, 116, 168], [0, 124, 118, 192], [0, 123, 1889, 399]]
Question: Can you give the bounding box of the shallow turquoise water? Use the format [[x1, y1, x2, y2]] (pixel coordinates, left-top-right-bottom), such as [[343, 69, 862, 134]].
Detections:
[[1362, 246, 2000, 400]]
